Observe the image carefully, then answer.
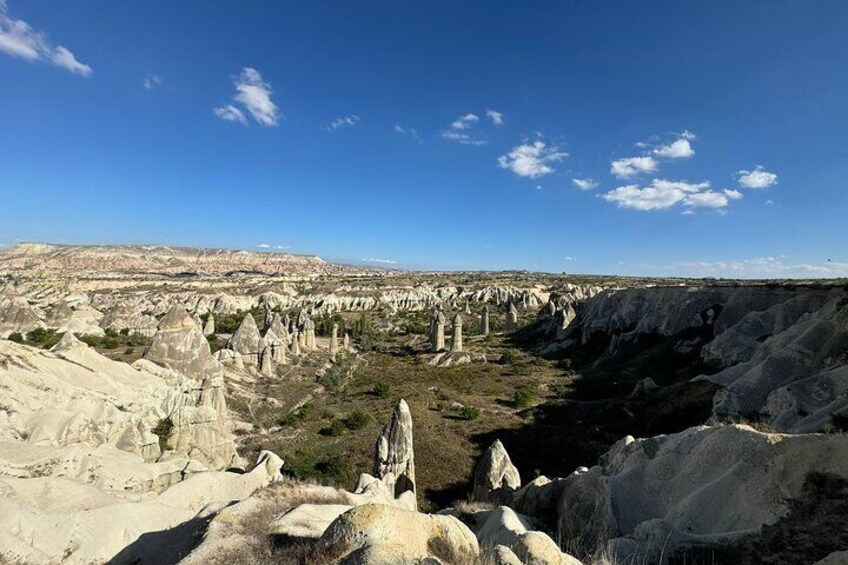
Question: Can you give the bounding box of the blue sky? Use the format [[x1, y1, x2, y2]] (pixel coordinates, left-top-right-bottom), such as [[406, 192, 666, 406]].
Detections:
[[1, 1, 847, 277]]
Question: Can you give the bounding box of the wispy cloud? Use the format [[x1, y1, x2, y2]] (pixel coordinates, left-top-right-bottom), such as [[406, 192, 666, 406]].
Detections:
[[498, 140, 569, 179], [363, 258, 398, 265], [485, 108, 504, 126], [143, 74, 161, 90], [325, 115, 359, 131], [394, 124, 421, 141], [256, 243, 290, 251], [214, 105, 247, 125], [0, 1, 91, 76], [215, 67, 279, 127], [442, 113, 488, 145], [610, 156, 658, 179], [736, 165, 778, 189], [601, 179, 742, 211], [572, 178, 598, 191]]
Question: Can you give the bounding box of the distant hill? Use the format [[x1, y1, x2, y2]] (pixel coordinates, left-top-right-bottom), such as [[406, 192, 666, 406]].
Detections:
[[0, 242, 378, 276]]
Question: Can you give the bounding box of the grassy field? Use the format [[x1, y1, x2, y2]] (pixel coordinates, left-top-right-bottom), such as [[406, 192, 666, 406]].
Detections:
[[235, 316, 569, 512]]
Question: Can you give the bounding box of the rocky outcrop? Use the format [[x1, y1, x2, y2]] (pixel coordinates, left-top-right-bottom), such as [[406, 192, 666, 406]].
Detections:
[[542, 285, 848, 432], [473, 439, 521, 504], [557, 424, 848, 563], [374, 399, 416, 507], [227, 313, 261, 363], [0, 293, 44, 338], [143, 305, 223, 381], [470, 506, 582, 565], [0, 450, 283, 564], [0, 338, 165, 460]]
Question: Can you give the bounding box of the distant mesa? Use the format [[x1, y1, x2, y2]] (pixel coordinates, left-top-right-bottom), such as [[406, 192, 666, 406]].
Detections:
[[0, 242, 382, 276]]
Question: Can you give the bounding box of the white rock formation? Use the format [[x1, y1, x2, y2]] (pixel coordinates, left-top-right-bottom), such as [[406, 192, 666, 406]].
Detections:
[[374, 399, 416, 507], [143, 305, 223, 381]]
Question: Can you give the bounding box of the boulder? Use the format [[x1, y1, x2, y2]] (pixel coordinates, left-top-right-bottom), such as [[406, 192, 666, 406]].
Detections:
[[318, 503, 480, 564]]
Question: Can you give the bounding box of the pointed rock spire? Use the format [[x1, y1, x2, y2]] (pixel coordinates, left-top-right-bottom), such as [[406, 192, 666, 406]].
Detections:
[[375, 399, 416, 507], [472, 439, 521, 503]]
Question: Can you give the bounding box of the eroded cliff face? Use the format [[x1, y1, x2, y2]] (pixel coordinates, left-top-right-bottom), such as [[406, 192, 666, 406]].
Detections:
[[537, 284, 848, 431]]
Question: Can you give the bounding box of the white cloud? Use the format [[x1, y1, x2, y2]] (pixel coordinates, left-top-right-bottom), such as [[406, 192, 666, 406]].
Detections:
[[325, 115, 359, 130], [450, 113, 479, 130], [602, 179, 738, 211], [486, 108, 504, 126], [255, 244, 270, 249], [214, 104, 247, 125], [653, 137, 694, 159], [0, 1, 91, 76], [674, 257, 848, 279], [442, 113, 488, 145], [256, 244, 289, 251], [737, 165, 778, 189], [498, 141, 569, 179], [766, 199, 775, 206], [143, 74, 161, 90], [572, 178, 598, 191], [215, 67, 279, 127], [363, 258, 398, 265], [610, 156, 658, 179]]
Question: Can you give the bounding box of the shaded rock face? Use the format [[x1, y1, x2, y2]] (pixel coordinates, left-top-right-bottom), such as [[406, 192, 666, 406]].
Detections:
[[0, 295, 44, 338], [506, 302, 519, 331], [374, 399, 416, 506], [558, 424, 848, 563], [470, 506, 582, 565], [142, 305, 222, 381], [146, 360, 239, 469], [473, 440, 521, 504], [543, 285, 848, 432]]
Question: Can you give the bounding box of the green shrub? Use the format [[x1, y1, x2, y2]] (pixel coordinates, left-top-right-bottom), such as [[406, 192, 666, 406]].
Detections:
[[343, 410, 372, 431], [79, 334, 101, 347], [152, 417, 174, 451], [512, 386, 535, 408], [557, 358, 573, 370], [319, 419, 348, 437], [102, 336, 120, 349], [372, 382, 391, 399], [7, 332, 23, 343], [314, 455, 350, 483], [458, 405, 480, 421], [500, 350, 517, 365], [25, 328, 59, 348], [124, 346, 135, 355], [278, 403, 314, 427], [104, 327, 119, 339]]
